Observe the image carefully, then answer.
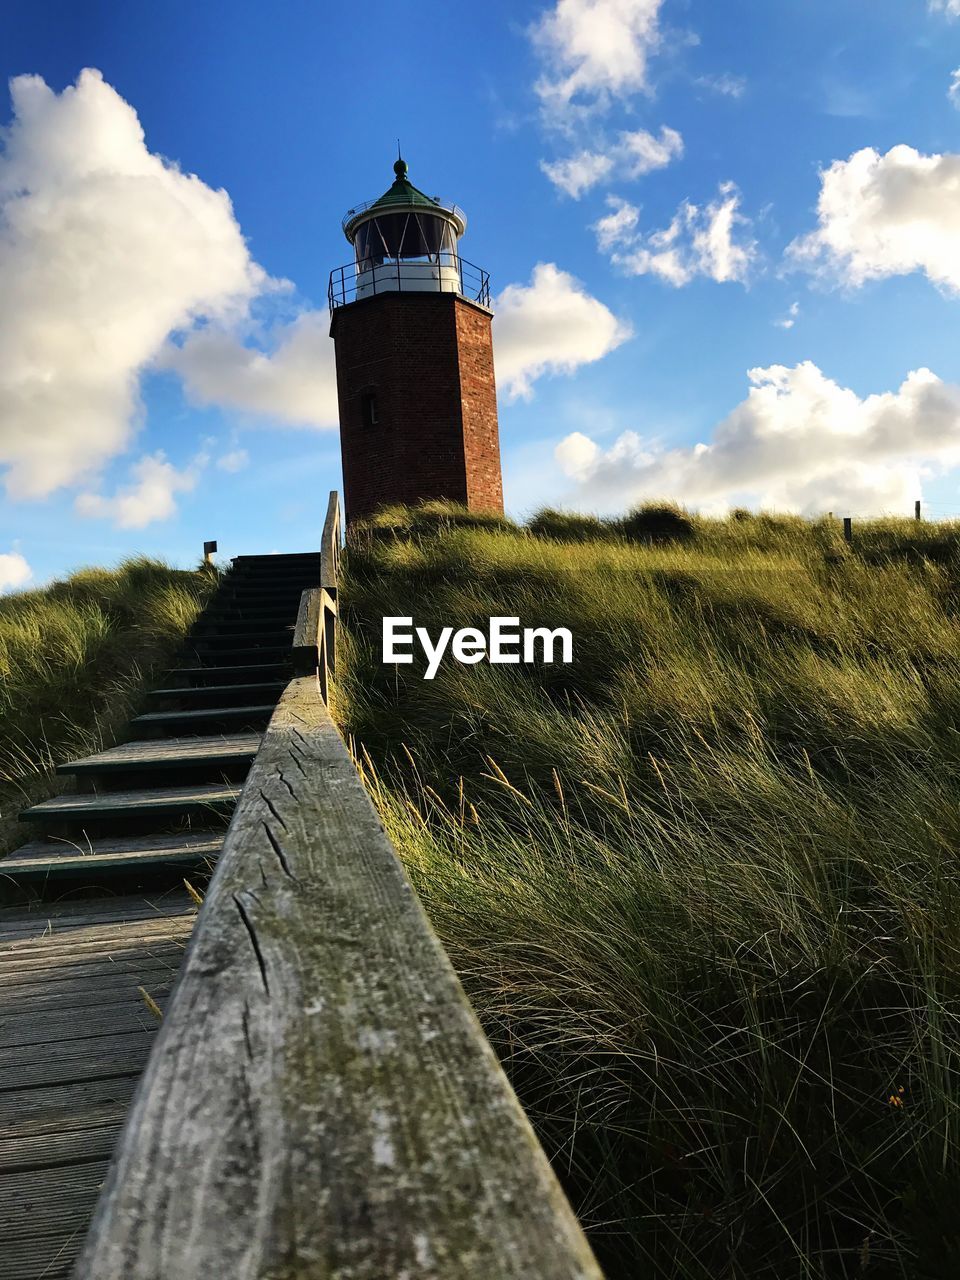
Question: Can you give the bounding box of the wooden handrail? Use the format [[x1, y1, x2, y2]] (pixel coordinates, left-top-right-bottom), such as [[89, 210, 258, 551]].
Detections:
[[321, 488, 341, 595], [74, 490, 604, 1278]]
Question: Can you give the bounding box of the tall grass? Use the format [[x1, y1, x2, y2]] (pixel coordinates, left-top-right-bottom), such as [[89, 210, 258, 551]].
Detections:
[[339, 505, 960, 1278], [0, 557, 215, 853]]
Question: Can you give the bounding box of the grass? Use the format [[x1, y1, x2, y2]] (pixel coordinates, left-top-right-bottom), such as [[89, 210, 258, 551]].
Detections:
[[0, 556, 216, 855], [338, 502, 960, 1279]]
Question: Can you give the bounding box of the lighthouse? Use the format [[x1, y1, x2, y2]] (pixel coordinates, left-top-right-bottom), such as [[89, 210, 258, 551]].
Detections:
[[328, 158, 504, 526]]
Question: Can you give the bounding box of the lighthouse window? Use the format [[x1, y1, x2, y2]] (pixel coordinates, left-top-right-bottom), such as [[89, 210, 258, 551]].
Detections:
[[361, 391, 380, 428], [354, 212, 457, 268]]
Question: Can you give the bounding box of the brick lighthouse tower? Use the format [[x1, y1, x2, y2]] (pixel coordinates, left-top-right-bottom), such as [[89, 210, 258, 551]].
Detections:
[[328, 158, 504, 526]]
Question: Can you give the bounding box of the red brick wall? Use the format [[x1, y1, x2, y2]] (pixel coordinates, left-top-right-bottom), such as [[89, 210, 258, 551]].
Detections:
[[455, 301, 504, 514], [331, 292, 504, 525]]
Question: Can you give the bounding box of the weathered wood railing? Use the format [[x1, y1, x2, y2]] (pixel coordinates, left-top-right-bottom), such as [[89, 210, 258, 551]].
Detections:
[[75, 492, 603, 1279]]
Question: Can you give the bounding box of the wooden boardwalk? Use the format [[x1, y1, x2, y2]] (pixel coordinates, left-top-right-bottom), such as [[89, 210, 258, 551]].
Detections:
[[0, 891, 194, 1278], [0, 552, 323, 1279]]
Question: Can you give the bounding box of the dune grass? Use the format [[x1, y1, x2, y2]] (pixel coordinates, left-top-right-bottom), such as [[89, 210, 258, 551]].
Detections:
[[338, 503, 960, 1278], [0, 557, 216, 855]]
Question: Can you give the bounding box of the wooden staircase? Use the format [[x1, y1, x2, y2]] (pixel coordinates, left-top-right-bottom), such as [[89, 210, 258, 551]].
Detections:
[[0, 551, 321, 1280], [2, 553, 320, 888]]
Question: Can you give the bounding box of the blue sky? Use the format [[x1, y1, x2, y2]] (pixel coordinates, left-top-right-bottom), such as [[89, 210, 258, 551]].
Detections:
[[3, 0, 960, 589]]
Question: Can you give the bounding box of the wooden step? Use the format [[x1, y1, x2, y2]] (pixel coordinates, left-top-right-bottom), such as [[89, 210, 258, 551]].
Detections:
[[146, 682, 284, 704], [57, 734, 262, 775], [0, 833, 223, 877], [192, 618, 294, 634], [19, 784, 240, 824], [190, 630, 292, 645], [169, 662, 289, 682], [131, 705, 274, 730], [202, 604, 301, 618], [232, 552, 320, 563], [184, 644, 292, 662]]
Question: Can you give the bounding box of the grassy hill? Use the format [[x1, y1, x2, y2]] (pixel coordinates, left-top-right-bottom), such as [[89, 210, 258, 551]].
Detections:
[[338, 503, 960, 1279], [0, 558, 215, 855]]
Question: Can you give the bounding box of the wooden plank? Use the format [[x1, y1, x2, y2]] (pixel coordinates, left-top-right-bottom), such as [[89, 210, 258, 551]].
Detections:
[[0, 1000, 165, 1050], [0, 1122, 123, 1172], [169, 663, 289, 680], [321, 488, 341, 593], [0, 1031, 161, 1083], [0, 943, 188, 979], [0, 1077, 139, 1138], [0, 928, 193, 964], [146, 682, 284, 701], [19, 783, 240, 821], [0, 848, 218, 877], [291, 586, 321, 675], [0, 961, 178, 1001], [1, 974, 174, 1015], [0, 1161, 112, 1241], [182, 644, 291, 660], [58, 737, 260, 774], [0, 949, 185, 987], [130, 705, 274, 726], [0, 890, 195, 926], [76, 677, 602, 1280], [3, 1228, 87, 1279]]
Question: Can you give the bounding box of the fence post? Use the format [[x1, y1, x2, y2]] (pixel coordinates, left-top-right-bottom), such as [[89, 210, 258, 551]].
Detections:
[[915, 500, 922, 521], [203, 540, 217, 565], [843, 517, 853, 544]]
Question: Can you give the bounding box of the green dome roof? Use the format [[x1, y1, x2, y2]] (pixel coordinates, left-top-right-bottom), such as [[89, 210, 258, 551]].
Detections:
[[368, 159, 443, 213], [342, 159, 466, 242]]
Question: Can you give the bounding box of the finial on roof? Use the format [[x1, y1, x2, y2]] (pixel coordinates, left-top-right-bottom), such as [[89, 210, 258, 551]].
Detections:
[[394, 154, 408, 179]]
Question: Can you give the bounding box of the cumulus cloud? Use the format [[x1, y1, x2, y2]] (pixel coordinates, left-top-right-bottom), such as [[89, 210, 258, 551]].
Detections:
[[554, 362, 960, 514], [788, 145, 960, 293], [542, 125, 683, 197], [0, 551, 32, 593], [0, 69, 272, 501], [492, 263, 632, 399], [531, 0, 664, 119], [75, 452, 203, 528], [950, 68, 960, 107], [774, 301, 800, 329], [594, 184, 756, 286], [930, 0, 960, 16], [166, 311, 339, 428]]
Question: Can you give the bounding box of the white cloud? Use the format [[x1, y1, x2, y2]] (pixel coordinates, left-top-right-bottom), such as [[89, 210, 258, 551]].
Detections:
[[554, 362, 960, 514], [542, 125, 682, 197], [531, 0, 664, 118], [492, 263, 632, 399], [0, 69, 273, 501], [541, 150, 616, 198], [788, 145, 960, 293], [166, 311, 339, 429], [774, 301, 800, 330], [593, 196, 642, 251], [950, 68, 960, 107], [694, 73, 746, 99], [75, 452, 203, 528], [217, 448, 249, 472], [594, 183, 756, 286], [930, 0, 960, 16], [0, 551, 32, 593]]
